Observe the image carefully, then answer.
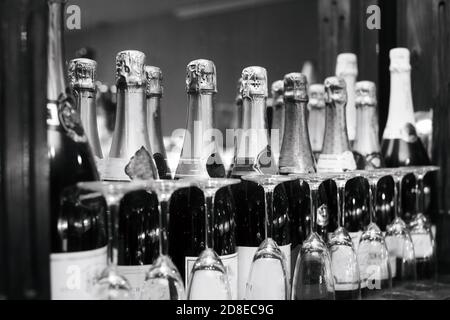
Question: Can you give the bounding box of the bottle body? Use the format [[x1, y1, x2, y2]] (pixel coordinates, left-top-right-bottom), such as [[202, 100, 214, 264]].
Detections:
[[170, 59, 238, 298], [145, 66, 171, 179], [102, 51, 159, 298], [317, 77, 357, 173], [382, 49, 430, 168], [230, 67, 290, 299], [47, 0, 106, 300], [353, 81, 384, 169]]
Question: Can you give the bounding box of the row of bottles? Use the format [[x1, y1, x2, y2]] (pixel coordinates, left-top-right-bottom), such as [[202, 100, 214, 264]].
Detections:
[[46, 0, 433, 300]]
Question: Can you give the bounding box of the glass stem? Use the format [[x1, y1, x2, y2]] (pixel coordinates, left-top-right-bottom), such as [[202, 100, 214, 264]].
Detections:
[[416, 175, 425, 216], [205, 191, 216, 249], [264, 187, 275, 239], [158, 198, 170, 256], [310, 187, 318, 234], [369, 181, 377, 224], [337, 183, 345, 228], [105, 198, 120, 268], [395, 177, 402, 219]]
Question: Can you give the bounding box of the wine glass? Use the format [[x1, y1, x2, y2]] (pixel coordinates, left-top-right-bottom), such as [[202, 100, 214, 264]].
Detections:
[[290, 173, 335, 300], [378, 168, 416, 294], [140, 180, 192, 300], [357, 171, 392, 299], [401, 165, 439, 291], [184, 178, 240, 300], [77, 180, 147, 300], [328, 172, 361, 300], [241, 174, 296, 300]]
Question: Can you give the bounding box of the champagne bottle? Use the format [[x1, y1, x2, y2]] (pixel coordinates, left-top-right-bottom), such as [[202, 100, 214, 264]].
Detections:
[[381, 48, 430, 227], [308, 84, 326, 159], [230, 66, 290, 299], [106, 50, 159, 298], [236, 77, 243, 130], [270, 80, 285, 165], [279, 73, 316, 174], [317, 77, 357, 172], [336, 53, 358, 144], [278, 72, 316, 276], [47, 0, 107, 300], [170, 59, 238, 299], [68, 58, 103, 159], [144, 66, 171, 179], [353, 81, 384, 169], [381, 48, 430, 167]]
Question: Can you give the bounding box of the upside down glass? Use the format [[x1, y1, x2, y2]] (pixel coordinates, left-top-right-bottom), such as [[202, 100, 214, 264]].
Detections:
[[77, 180, 147, 300], [185, 178, 240, 300], [242, 175, 295, 300], [357, 172, 392, 299], [290, 173, 335, 300], [406, 166, 440, 288], [140, 180, 191, 300], [329, 173, 361, 300]]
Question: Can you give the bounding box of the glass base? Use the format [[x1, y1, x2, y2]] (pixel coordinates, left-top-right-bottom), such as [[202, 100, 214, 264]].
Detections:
[[93, 267, 132, 300], [141, 255, 186, 300]]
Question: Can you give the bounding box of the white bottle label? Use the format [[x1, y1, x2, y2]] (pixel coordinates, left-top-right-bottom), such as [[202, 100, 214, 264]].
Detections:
[[237, 244, 291, 300], [411, 234, 433, 259], [50, 246, 107, 300], [100, 157, 131, 181], [357, 242, 390, 290], [185, 252, 238, 300], [116, 264, 151, 299], [317, 151, 357, 173]]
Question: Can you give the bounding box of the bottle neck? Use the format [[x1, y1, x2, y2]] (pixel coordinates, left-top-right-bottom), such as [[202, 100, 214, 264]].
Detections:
[[322, 100, 352, 154], [73, 88, 103, 159], [383, 70, 416, 140], [176, 93, 222, 178], [279, 100, 316, 174], [308, 106, 326, 153], [232, 96, 269, 176], [110, 87, 154, 161], [271, 103, 285, 147], [342, 74, 357, 142], [353, 105, 381, 155], [146, 95, 167, 157], [46, 0, 67, 126]]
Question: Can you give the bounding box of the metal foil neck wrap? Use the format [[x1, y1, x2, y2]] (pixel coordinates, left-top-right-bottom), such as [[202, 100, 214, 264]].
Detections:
[[144, 65, 163, 97], [284, 73, 308, 102], [116, 50, 146, 87], [68, 58, 96, 90], [186, 59, 217, 93], [240, 66, 268, 99]]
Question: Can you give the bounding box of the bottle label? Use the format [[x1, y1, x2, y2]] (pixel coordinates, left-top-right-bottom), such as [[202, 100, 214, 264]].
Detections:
[[237, 244, 291, 300], [50, 246, 107, 300], [331, 245, 358, 291], [317, 151, 357, 172], [100, 157, 131, 181], [185, 252, 238, 300], [357, 243, 390, 290], [116, 264, 151, 299], [411, 234, 433, 259]]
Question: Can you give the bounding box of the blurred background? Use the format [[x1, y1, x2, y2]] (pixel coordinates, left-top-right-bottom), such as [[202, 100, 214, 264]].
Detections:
[[65, 0, 319, 136]]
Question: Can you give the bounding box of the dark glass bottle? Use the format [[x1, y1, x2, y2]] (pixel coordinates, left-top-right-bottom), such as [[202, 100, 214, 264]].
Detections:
[[170, 59, 238, 298], [278, 73, 316, 274], [230, 66, 290, 299], [47, 0, 106, 300], [105, 50, 160, 298], [144, 66, 171, 179]]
